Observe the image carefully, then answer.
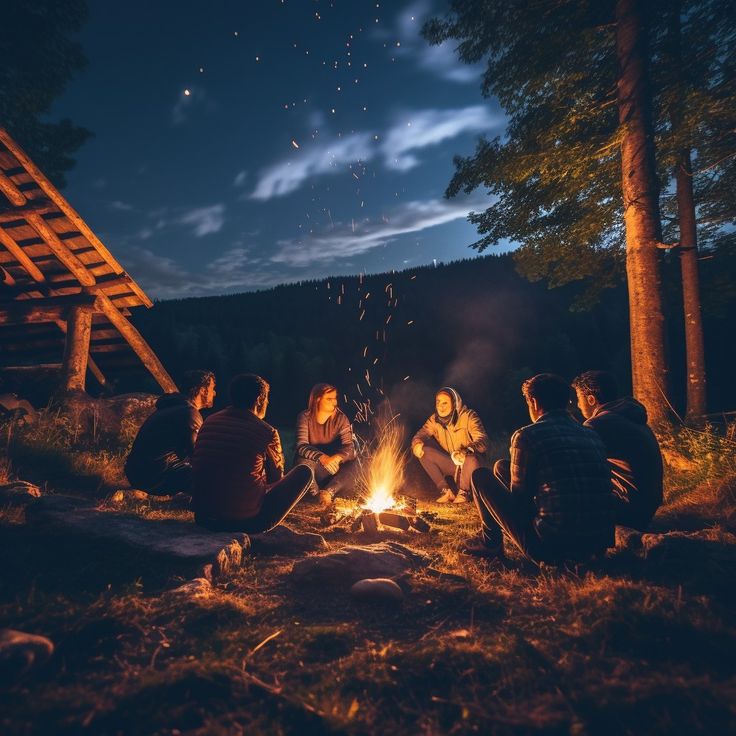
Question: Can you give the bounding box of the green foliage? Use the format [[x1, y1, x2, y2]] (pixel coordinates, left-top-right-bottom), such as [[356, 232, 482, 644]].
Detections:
[[0, 0, 92, 186], [424, 0, 736, 306]]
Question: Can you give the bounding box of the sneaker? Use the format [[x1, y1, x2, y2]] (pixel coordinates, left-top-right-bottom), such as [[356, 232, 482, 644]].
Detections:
[[460, 537, 504, 559], [435, 488, 456, 504], [453, 490, 471, 504]]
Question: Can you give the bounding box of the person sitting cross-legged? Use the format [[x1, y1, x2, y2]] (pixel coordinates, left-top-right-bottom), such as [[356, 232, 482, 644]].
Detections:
[[124, 369, 216, 496], [192, 373, 313, 533], [572, 370, 663, 531], [295, 383, 357, 508], [412, 387, 489, 504], [464, 373, 614, 563]]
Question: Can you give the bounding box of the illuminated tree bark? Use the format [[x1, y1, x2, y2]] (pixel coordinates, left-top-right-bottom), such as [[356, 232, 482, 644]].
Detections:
[[615, 0, 670, 426]]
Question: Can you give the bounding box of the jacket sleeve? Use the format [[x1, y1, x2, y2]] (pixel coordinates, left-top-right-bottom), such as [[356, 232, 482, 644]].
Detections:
[[295, 412, 324, 462], [335, 413, 356, 461], [265, 428, 285, 484], [464, 410, 489, 456], [412, 416, 435, 448], [181, 407, 203, 460]]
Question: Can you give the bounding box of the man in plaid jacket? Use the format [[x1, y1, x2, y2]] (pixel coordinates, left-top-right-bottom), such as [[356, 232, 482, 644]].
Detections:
[[464, 373, 614, 562]]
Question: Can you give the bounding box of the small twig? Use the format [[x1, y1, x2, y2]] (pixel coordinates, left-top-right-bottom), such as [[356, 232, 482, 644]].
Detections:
[[249, 629, 283, 656]]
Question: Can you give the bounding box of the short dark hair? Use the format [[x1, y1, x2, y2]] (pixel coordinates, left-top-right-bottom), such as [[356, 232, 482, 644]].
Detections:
[[229, 373, 269, 409], [521, 373, 572, 412], [572, 371, 619, 404], [180, 370, 215, 400]]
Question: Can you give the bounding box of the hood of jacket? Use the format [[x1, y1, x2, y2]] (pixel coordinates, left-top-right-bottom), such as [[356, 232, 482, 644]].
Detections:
[[435, 386, 463, 425], [593, 397, 648, 425]]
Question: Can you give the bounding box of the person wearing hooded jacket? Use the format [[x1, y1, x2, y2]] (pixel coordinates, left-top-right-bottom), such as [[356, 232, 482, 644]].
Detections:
[[125, 370, 216, 495], [573, 370, 663, 530], [412, 387, 489, 503]]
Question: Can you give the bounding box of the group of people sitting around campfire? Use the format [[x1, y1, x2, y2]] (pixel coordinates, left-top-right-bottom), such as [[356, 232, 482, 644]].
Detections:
[[125, 368, 662, 563]]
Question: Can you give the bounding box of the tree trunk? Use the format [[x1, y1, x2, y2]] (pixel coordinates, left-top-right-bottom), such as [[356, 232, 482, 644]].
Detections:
[[615, 0, 670, 427], [668, 4, 707, 420]]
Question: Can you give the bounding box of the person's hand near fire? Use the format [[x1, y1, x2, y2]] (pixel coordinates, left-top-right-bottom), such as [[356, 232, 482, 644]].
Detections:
[[412, 441, 425, 459], [451, 449, 467, 466], [319, 452, 342, 475]]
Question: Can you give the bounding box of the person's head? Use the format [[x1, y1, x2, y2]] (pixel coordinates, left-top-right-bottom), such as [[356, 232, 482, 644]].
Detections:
[[230, 373, 270, 417], [435, 389, 456, 419], [181, 370, 216, 409], [521, 373, 572, 422], [308, 383, 338, 417], [572, 370, 619, 419]]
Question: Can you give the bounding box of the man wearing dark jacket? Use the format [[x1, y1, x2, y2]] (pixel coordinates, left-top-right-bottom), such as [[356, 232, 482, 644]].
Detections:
[[573, 371, 663, 530], [464, 373, 614, 562], [192, 373, 313, 533], [125, 370, 216, 495]]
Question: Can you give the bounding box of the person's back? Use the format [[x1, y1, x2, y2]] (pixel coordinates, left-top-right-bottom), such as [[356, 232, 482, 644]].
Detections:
[[192, 406, 283, 520], [514, 411, 614, 557], [125, 393, 201, 491], [573, 372, 663, 530], [584, 398, 663, 527]]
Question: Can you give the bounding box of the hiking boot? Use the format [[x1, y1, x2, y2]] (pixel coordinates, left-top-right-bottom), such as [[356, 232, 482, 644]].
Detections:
[[453, 490, 471, 504], [435, 488, 456, 504], [461, 536, 504, 559]]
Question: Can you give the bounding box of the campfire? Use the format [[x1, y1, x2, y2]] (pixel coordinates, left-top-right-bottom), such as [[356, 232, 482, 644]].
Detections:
[[350, 423, 430, 534]]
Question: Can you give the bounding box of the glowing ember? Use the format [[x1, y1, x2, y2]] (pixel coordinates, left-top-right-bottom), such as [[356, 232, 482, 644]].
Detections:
[[361, 424, 405, 513]]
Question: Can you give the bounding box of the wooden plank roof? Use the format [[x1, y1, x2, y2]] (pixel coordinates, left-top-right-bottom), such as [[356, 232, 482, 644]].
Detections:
[[0, 128, 175, 391]]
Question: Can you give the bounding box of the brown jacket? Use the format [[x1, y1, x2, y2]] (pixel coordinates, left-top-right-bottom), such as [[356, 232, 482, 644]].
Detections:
[[412, 388, 489, 461], [192, 407, 284, 521]]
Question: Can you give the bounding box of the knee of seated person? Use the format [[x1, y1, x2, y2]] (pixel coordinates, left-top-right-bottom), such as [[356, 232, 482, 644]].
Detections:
[[464, 454, 481, 473], [294, 463, 314, 484], [471, 465, 491, 488]]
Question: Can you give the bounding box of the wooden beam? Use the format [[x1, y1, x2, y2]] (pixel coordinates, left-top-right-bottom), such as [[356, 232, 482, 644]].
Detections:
[[97, 294, 177, 392], [25, 214, 96, 287], [0, 199, 55, 223], [1, 264, 16, 287], [0, 228, 46, 283], [0, 170, 26, 206], [61, 304, 93, 392], [0, 128, 153, 308], [0, 293, 99, 325], [53, 318, 107, 388]]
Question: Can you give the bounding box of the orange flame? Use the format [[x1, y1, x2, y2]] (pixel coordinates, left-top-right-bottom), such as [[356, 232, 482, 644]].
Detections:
[[361, 423, 405, 513]]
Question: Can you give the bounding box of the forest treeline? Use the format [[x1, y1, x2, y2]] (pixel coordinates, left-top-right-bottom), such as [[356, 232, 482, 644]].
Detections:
[[131, 249, 736, 434]]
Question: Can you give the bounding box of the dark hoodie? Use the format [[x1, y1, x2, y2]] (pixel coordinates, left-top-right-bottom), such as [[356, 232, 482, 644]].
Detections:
[[125, 393, 203, 490], [584, 398, 663, 528]]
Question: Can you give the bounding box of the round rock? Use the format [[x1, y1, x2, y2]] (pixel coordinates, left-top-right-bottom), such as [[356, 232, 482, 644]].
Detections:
[[350, 577, 404, 604], [0, 629, 54, 685]]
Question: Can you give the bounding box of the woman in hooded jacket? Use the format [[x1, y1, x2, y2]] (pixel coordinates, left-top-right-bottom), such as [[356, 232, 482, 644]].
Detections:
[[412, 387, 489, 503]]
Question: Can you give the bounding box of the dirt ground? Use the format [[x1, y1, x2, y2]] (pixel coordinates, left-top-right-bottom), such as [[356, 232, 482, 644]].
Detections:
[[1, 462, 735, 736]]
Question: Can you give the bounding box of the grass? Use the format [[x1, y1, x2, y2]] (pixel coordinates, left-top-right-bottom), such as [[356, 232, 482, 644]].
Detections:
[[1, 420, 735, 734]]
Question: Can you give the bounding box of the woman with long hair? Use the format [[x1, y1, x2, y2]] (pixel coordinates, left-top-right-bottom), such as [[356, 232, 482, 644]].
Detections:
[[295, 383, 357, 507]]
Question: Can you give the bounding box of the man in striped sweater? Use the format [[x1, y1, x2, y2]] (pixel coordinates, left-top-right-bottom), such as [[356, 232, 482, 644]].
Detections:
[[192, 373, 312, 533]]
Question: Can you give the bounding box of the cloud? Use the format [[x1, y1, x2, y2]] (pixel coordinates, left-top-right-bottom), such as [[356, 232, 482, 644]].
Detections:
[[250, 133, 374, 200], [250, 106, 499, 199], [382, 106, 499, 171], [108, 200, 134, 211], [233, 170, 248, 187], [270, 194, 490, 267], [178, 204, 226, 236], [116, 246, 194, 294]]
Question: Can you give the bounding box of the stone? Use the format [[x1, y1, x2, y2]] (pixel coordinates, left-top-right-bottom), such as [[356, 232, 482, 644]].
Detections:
[[290, 542, 429, 587], [164, 577, 213, 599], [25, 494, 251, 581], [249, 525, 328, 555], [0, 629, 54, 685], [0, 481, 42, 505], [615, 526, 643, 554], [350, 578, 404, 604]]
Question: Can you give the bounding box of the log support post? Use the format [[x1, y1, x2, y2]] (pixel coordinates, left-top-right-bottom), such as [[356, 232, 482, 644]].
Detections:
[[61, 304, 93, 392]]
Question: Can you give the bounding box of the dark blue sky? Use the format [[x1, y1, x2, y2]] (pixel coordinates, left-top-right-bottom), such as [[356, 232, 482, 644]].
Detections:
[[52, 0, 507, 299]]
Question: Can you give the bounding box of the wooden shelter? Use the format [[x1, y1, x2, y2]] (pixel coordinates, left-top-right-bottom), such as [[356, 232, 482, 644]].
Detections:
[[0, 128, 176, 393]]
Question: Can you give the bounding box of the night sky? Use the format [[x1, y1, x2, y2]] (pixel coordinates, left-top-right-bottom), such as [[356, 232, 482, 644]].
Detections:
[[50, 0, 507, 299]]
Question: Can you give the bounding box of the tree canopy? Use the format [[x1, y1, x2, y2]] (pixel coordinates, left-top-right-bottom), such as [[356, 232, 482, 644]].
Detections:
[[1, 0, 92, 186]]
